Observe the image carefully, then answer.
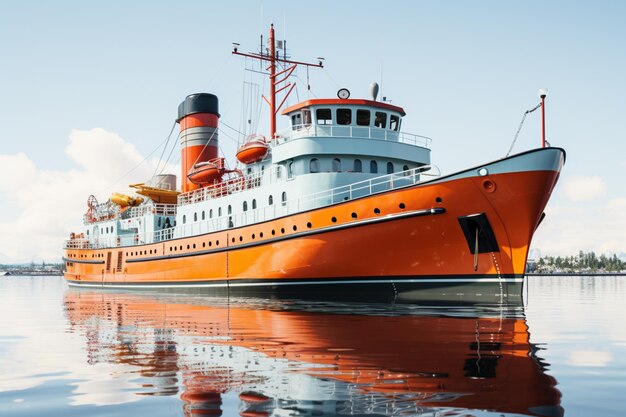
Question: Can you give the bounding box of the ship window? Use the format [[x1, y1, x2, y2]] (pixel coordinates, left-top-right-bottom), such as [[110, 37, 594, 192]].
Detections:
[[183, 215, 186, 224], [269, 195, 273, 205], [202, 211, 205, 220], [291, 113, 302, 130], [370, 160, 378, 173], [228, 205, 232, 215], [310, 158, 320, 173], [243, 201, 248, 212], [337, 108, 352, 125], [158, 218, 161, 227], [302, 109, 312, 127], [356, 109, 370, 126], [194, 212, 198, 222], [282, 191, 287, 205], [374, 112, 387, 128], [387, 162, 394, 174], [354, 159, 362, 172], [403, 164, 410, 171], [332, 158, 341, 172], [252, 199, 257, 209], [276, 166, 282, 179], [390, 114, 400, 131], [287, 161, 294, 179], [316, 108, 332, 125]]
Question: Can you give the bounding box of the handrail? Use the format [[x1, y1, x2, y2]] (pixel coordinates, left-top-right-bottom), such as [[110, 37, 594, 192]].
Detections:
[[64, 165, 440, 250], [275, 124, 432, 148]]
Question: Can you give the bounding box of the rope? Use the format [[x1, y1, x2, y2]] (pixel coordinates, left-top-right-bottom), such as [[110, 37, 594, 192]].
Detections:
[[506, 103, 541, 157], [152, 120, 178, 177]]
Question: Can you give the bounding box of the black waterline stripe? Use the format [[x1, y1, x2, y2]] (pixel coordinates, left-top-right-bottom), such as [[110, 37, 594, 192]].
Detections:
[[62, 257, 105, 265]]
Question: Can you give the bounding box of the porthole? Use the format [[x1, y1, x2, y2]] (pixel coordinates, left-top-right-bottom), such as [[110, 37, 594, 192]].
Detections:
[[187, 245, 190, 249], [307, 222, 312, 228], [351, 212, 357, 219], [272, 230, 276, 235], [374, 208, 381, 215], [239, 236, 243, 242], [193, 244, 196, 249], [216, 240, 219, 246], [293, 225, 297, 231], [280, 228, 285, 234], [180, 246, 183, 251], [209, 241, 212, 247], [232, 237, 235, 243], [331, 216, 337, 223], [260, 232, 264, 238], [435, 197, 442, 203], [202, 242, 205, 248], [174, 247, 176, 251], [252, 233, 256, 239], [399, 203, 406, 209]]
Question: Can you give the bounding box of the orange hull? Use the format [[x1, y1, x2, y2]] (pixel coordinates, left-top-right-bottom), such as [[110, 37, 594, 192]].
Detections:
[[64, 148, 564, 299], [64, 291, 562, 415]]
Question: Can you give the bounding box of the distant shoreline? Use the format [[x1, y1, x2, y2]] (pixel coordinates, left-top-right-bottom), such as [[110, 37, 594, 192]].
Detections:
[[527, 272, 626, 277]]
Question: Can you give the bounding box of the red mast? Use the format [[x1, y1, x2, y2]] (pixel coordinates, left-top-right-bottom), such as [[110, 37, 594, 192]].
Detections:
[[232, 24, 323, 140]]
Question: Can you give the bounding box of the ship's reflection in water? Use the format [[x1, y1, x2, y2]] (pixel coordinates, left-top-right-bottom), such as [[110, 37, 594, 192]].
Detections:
[[64, 291, 562, 417]]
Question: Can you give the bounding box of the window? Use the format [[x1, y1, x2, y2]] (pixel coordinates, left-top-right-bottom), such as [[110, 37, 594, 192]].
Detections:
[[390, 114, 400, 131], [228, 205, 232, 215], [243, 201, 248, 212], [374, 112, 387, 128], [287, 161, 294, 179], [282, 192, 287, 205], [387, 162, 394, 174], [310, 158, 320, 173], [269, 195, 273, 205], [291, 113, 302, 130], [194, 212, 198, 222], [332, 158, 341, 172], [337, 108, 352, 125], [356, 109, 370, 126], [252, 199, 257, 209], [316, 108, 332, 125], [302, 109, 312, 126], [210, 209, 213, 218], [183, 215, 186, 224], [158, 218, 162, 227], [354, 159, 362, 172], [202, 211, 205, 220], [370, 160, 378, 173], [276, 166, 282, 179]]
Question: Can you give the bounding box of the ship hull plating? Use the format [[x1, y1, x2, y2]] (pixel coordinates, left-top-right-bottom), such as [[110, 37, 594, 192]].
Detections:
[[64, 148, 564, 300]]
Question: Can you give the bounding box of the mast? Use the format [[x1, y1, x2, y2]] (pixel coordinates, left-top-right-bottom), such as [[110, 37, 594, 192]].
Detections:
[[232, 24, 323, 140]]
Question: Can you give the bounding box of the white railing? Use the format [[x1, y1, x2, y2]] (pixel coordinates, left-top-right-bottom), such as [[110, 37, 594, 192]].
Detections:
[[123, 203, 177, 218], [64, 166, 440, 250], [275, 124, 432, 148]]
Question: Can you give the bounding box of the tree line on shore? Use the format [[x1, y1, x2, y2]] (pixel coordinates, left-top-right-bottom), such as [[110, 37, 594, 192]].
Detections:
[[533, 251, 626, 273]]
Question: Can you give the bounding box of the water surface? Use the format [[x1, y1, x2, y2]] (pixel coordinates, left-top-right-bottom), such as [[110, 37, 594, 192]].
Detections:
[[1, 275, 625, 416]]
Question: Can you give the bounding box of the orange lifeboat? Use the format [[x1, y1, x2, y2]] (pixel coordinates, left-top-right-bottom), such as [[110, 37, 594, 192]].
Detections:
[[236, 136, 269, 164], [187, 161, 222, 185]]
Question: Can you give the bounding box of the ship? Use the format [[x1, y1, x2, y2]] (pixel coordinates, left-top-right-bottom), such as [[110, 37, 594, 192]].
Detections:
[[63, 25, 565, 300]]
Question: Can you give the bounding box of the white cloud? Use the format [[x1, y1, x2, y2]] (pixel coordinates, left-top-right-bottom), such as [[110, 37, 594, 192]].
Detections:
[[0, 128, 178, 263], [562, 175, 607, 202]]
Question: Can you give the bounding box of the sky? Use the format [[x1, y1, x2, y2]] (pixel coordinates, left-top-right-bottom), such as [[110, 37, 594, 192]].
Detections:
[[0, 1, 625, 263]]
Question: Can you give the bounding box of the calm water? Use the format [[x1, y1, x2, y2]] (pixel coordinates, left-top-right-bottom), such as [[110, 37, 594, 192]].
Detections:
[[1, 276, 625, 416]]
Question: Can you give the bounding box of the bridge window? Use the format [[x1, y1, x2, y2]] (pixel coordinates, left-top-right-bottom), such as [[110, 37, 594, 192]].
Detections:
[[303, 109, 312, 127], [356, 109, 370, 126], [374, 112, 387, 128], [332, 158, 341, 172], [387, 162, 394, 174], [291, 113, 302, 130], [337, 108, 352, 125], [316, 108, 332, 125], [390, 114, 400, 131], [370, 160, 378, 174], [310, 158, 320, 173], [354, 159, 362, 172]]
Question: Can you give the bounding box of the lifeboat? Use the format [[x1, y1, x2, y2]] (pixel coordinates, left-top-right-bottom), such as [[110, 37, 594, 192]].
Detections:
[[236, 136, 269, 164], [110, 192, 143, 207], [187, 161, 222, 185]]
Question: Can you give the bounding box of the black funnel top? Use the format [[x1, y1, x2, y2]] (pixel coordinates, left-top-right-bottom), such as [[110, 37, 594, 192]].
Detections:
[[177, 93, 219, 122]]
